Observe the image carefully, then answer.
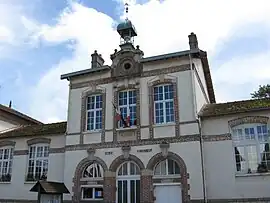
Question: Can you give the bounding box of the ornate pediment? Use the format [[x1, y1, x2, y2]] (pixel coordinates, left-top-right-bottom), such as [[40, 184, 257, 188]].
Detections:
[[110, 44, 144, 78]]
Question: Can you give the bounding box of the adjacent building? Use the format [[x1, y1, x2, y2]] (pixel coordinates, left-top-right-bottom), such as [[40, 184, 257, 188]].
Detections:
[[0, 18, 270, 203]]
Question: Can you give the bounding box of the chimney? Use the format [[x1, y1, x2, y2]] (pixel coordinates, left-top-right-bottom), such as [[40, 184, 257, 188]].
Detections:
[[9, 100, 12, 108], [188, 32, 199, 50], [91, 50, 105, 69]]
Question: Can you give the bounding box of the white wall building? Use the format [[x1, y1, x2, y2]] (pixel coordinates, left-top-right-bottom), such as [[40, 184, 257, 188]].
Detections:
[[0, 18, 270, 203]]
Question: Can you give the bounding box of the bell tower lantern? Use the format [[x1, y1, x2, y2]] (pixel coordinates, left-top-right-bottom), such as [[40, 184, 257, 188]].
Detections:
[[116, 3, 137, 45]]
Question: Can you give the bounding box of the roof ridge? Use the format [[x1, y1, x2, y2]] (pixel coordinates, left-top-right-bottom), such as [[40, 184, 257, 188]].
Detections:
[[200, 98, 270, 118], [212, 98, 270, 106], [0, 104, 42, 125]]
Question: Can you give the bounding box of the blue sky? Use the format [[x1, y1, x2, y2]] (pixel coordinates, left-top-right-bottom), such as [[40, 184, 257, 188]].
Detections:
[[0, 0, 270, 123]]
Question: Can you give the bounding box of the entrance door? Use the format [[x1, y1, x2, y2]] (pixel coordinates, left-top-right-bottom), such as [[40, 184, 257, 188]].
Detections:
[[154, 185, 182, 203], [116, 161, 141, 203]]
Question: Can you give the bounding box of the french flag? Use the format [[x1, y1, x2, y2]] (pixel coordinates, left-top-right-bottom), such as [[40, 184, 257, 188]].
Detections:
[[112, 102, 127, 127], [126, 107, 131, 127]]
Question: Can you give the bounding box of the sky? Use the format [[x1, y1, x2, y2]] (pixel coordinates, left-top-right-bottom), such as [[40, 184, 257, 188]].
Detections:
[[0, 0, 270, 123]]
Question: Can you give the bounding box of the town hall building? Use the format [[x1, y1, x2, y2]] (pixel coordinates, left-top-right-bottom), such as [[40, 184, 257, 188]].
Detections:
[[0, 16, 270, 203]]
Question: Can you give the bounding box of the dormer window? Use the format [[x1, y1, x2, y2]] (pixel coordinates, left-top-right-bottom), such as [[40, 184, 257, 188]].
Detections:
[[86, 95, 103, 131], [232, 123, 270, 174], [153, 84, 175, 124]]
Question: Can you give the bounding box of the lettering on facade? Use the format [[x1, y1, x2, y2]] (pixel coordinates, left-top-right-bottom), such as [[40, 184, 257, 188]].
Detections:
[[105, 151, 113, 155], [137, 149, 152, 153]]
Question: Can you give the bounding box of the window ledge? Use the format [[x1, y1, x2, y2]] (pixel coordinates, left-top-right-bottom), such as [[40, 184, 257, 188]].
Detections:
[[116, 126, 137, 131], [153, 175, 181, 179], [153, 123, 175, 128], [80, 177, 103, 182], [0, 181, 11, 184], [236, 172, 270, 177], [83, 130, 102, 134], [24, 181, 36, 184]]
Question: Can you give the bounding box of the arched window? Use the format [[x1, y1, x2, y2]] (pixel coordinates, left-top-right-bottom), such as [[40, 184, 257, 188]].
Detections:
[[232, 123, 270, 174], [81, 163, 104, 201], [116, 161, 140, 203], [154, 159, 180, 176], [117, 161, 140, 176], [82, 163, 103, 178]]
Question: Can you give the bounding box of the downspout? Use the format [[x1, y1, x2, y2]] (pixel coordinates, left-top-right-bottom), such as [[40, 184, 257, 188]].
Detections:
[[198, 116, 208, 203], [189, 53, 207, 202]]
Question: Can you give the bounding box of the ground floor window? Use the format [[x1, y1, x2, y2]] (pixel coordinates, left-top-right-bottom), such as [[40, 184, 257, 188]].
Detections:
[[81, 186, 103, 200], [117, 161, 141, 203], [117, 179, 140, 203]]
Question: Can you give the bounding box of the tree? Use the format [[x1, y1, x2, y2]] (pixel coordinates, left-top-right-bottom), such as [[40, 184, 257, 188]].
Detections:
[[251, 84, 270, 99]]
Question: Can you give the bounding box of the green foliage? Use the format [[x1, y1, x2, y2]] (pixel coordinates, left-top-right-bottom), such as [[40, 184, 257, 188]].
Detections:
[[251, 84, 270, 99]]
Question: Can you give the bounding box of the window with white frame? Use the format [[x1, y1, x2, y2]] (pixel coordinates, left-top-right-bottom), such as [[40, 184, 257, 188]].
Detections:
[[0, 147, 13, 182], [118, 90, 136, 128], [154, 159, 180, 176], [153, 84, 175, 124], [81, 186, 103, 200], [116, 161, 140, 203], [86, 94, 103, 131], [81, 163, 104, 200], [26, 144, 49, 181], [82, 163, 103, 178], [232, 123, 270, 174]]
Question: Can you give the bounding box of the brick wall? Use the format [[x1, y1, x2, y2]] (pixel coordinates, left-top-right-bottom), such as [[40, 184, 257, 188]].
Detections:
[[140, 169, 154, 203], [103, 171, 116, 203]]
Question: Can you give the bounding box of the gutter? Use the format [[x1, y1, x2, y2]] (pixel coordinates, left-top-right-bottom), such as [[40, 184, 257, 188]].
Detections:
[[197, 117, 208, 203]]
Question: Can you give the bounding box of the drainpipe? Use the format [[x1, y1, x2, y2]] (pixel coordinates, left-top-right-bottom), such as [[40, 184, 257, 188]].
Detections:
[[189, 53, 207, 202], [198, 116, 208, 203]]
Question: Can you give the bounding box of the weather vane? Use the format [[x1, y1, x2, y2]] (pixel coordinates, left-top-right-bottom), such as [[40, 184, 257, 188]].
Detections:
[[125, 2, 129, 20]]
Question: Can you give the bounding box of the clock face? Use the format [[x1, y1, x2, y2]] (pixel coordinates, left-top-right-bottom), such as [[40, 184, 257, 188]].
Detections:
[[112, 52, 142, 78], [124, 62, 132, 70], [120, 59, 134, 73]]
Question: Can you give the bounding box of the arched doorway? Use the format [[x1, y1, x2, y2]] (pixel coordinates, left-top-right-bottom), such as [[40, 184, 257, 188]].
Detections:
[[80, 163, 104, 201], [72, 157, 108, 203], [116, 161, 140, 203], [153, 158, 182, 203], [147, 152, 189, 203]]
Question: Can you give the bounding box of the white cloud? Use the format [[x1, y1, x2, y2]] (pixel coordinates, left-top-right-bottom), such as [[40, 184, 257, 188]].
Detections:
[[29, 0, 270, 122], [0, 3, 40, 58]]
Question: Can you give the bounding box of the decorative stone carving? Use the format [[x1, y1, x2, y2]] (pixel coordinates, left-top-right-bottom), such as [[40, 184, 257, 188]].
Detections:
[[87, 147, 96, 161], [160, 141, 170, 158], [110, 46, 143, 78], [122, 145, 131, 160]]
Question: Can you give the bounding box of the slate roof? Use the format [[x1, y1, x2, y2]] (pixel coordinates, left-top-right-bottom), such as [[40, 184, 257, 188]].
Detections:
[[0, 121, 67, 138], [199, 98, 270, 117], [30, 181, 70, 194], [0, 104, 42, 125]]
